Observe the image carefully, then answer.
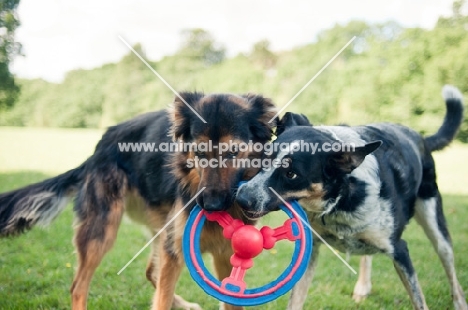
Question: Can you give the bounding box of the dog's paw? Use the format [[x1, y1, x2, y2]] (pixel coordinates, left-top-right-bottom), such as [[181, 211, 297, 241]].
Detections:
[[453, 284, 468, 310], [352, 293, 369, 303], [219, 302, 243, 310], [352, 281, 371, 303], [173, 294, 203, 310], [177, 302, 202, 310]]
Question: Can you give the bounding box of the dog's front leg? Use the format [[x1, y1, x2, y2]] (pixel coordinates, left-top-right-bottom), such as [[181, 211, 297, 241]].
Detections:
[[152, 226, 184, 310], [152, 207, 201, 310], [391, 239, 428, 310], [287, 242, 321, 310], [352, 255, 373, 302], [212, 251, 244, 310]]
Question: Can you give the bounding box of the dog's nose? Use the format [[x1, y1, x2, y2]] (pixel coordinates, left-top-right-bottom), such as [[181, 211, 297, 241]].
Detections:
[[201, 196, 226, 211], [236, 189, 254, 210]]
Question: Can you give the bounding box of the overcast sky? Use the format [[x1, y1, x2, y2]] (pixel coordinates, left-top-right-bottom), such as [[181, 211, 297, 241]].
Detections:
[[11, 0, 456, 82]]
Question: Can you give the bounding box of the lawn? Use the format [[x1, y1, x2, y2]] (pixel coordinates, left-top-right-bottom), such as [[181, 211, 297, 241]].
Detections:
[[0, 127, 467, 309]]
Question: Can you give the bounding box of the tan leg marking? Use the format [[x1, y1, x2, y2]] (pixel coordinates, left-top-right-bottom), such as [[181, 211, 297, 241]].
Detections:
[[352, 255, 373, 302]]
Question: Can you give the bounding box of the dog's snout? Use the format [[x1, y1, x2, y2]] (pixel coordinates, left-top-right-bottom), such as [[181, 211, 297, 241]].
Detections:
[[203, 200, 224, 211], [198, 192, 228, 211], [236, 190, 254, 210]]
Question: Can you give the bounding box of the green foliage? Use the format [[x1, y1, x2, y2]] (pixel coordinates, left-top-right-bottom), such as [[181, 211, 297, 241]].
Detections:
[[1, 9, 468, 141], [0, 0, 21, 109], [177, 28, 226, 66], [249, 40, 277, 70]]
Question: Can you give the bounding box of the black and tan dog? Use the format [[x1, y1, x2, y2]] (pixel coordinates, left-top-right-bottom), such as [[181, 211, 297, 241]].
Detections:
[[236, 85, 467, 310], [0, 92, 277, 310]]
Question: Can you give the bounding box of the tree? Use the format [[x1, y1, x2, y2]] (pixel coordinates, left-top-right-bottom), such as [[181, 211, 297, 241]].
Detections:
[[249, 40, 277, 70], [0, 0, 21, 109], [177, 28, 225, 66], [453, 0, 465, 18]]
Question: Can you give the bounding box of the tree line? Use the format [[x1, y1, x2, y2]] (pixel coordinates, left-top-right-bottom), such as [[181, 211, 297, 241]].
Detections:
[[1, 2, 467, 142]]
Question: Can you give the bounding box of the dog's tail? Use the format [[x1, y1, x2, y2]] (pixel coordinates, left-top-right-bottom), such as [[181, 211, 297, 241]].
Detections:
[[425, 85, 464, 152], [0, 163, 86, 237]]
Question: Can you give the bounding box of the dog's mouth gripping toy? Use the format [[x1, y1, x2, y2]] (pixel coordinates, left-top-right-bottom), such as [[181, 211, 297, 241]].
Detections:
[[183, 199, 313, 306]]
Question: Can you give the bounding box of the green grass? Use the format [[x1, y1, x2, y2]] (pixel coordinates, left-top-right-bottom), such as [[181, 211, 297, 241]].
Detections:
[[0, 127, 467, 309]]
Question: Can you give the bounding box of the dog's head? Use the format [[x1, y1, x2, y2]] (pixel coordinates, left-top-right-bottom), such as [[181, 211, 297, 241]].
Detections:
[[170, 92, 277, 211], [236, 112, 381, 218]]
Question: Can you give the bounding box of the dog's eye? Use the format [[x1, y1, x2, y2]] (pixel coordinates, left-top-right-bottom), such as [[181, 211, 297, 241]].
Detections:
[[227, 150, 238, 158], [195, 151, 206, 158], [286, 171, 297, 179]]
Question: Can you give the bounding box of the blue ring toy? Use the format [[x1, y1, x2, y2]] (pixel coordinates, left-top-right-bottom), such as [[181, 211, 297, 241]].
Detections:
[[182, 200, 313, 306]]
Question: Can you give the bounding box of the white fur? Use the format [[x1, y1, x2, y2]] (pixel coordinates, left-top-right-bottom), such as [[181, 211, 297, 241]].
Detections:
[[442, 85, 464, 102], [415, 198, 467, 310], [320, 195, 342, 217], [14, 192, 69, 227], [304, 126, 395, 254]]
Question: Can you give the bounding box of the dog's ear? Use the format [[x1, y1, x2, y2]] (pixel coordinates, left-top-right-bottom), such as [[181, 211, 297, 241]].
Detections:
[[242, 94, 277, 141], [170, 92, 204, 141], [276, 112, 312, 136], [327, 140, 382, 174]]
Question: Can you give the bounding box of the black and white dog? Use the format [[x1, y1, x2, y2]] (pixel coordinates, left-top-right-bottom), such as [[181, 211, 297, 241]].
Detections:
[[236, 85, 467, 310]]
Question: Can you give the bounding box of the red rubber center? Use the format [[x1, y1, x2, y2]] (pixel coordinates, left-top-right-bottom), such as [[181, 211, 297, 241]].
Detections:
[[231, 225, 264, 258]]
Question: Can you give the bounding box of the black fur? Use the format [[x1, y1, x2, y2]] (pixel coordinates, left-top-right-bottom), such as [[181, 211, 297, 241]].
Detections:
[[276, 112, 312, 136], [425, 93, 464, 151], [0, 163, 85, 236]]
